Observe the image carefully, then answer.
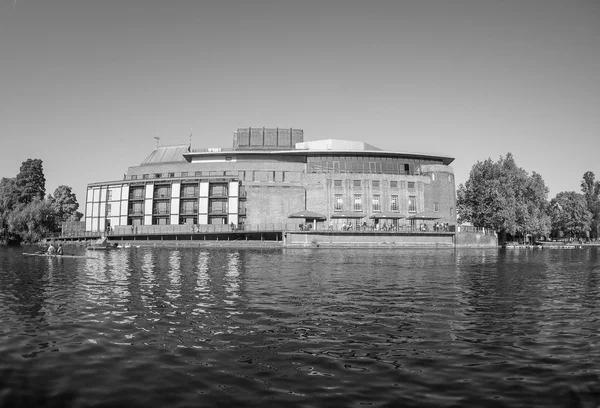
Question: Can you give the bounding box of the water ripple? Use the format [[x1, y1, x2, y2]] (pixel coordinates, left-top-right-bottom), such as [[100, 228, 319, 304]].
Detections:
[[1, 246, 599, 407]]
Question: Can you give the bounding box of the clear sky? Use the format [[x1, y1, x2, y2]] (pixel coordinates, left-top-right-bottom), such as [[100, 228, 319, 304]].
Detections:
[[1, 0, 599, 206]]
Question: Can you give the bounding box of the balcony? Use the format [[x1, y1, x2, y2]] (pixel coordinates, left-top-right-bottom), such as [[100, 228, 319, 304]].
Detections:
[[129, 194, 144, 201], [152, 209, 171, 215]]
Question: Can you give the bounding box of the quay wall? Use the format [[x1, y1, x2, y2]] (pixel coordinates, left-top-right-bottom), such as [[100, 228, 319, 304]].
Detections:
[[284, 232, 455, 248], [455, 231, 498, 247]]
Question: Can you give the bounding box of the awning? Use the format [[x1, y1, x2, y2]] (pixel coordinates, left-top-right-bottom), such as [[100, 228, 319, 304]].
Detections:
[[407, 211, 441, 220], [370, 212, 405, 220], [331, 211, 366, 219], [288, 210, 327, 220]]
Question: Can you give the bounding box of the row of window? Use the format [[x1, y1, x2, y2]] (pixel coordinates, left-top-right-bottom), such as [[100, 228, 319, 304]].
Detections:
[[121, 200, 244, 217], [334, 180, 417, 189], [127, 183, 239, 200]]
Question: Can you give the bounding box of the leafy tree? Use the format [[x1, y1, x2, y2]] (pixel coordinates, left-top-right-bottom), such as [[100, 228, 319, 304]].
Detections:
[[48, 185, 80, 222], [457, 153, 550, 241], [549, 191, 592, 240], [0, 177, 20, 242], [15, 159, 46, 204], [580, 171, 600, 239], [7, 198, 58, 243]]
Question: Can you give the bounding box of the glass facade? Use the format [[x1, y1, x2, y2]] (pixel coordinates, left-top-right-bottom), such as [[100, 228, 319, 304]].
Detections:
[[307, 155, 442, 175]]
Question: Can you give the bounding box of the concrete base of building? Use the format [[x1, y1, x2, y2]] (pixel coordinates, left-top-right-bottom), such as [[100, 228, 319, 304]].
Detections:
[[283, 231, 455, 248]]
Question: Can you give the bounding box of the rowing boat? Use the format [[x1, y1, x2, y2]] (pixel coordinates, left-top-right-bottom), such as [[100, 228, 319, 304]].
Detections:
[[23, 253, 97, 259]]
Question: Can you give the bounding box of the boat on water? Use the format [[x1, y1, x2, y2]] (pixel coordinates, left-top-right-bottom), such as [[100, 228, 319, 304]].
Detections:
[[86, 236, 117, 251], [23, 253, 96, 259]]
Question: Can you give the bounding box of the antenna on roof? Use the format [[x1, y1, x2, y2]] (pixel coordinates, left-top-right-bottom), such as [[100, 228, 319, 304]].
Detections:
[[188, 128, 192, 152], [153, 135, 160, 149]]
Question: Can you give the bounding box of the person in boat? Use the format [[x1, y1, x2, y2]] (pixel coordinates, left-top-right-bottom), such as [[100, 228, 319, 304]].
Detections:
[[47, 243, 56, 255], [57, 244, 64, 255]]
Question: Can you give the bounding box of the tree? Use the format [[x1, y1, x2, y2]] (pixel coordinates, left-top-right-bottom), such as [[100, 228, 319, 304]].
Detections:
[[580, 171, 600, 239], [550, 191, 592, 240], [0, 177, 20, 242], [15, 159, 46, 204], [457, 153, 550, 241], [48, 185, 80, 222], [7, 198, 58, 243]]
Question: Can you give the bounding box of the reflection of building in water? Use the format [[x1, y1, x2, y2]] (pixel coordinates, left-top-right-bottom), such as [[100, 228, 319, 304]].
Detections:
[[193, 251, 213, 316], [224, 252, 241, 312], [84, 128, 456, 232], [140, 250, 156, 308], [166, 250, 181, 302]]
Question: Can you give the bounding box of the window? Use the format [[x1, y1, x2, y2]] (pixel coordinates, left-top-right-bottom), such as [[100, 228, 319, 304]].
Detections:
[[143, 174, 149, 179], [226, 156, 232, 161], [391, 195, 399, 212], [408, 181, 415, 190], [168, 172, 175, 178], [128, 202, 144, 215], [448, 175, 453, 183], [154, 185, 171, 199], [153, 201, 170, 215], [334, 194, 343, 211], [354, 194, 362, 212], [130, 175, 138, 180], [431, 173, 437, 181], [353, 180, 361, 188], [107, 190, 112, 200], [369, 162, 376, 173], [209, 183, 228, 197], [181, 184, 198, 198], [180, 200, 198, 214], [408, 196, 417, 213], [195, 171, 202, 177], [372, 180, 380, 188], [106, 204, 111, 216], [404, 164, 410, 174], [181, 172, 188, 177], [372, 195, 380, 212], [434, 203, 439, 212], [334, 180, 343, 188], [155, 173, 162, 178], [390, 181, 398, 188]]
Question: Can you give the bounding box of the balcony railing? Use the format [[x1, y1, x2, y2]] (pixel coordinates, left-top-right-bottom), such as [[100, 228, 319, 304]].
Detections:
[[129, 194, 144, 200]]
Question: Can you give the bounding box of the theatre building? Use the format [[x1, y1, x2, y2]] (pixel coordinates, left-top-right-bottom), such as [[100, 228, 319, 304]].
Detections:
[[84, 128, 456, 234]]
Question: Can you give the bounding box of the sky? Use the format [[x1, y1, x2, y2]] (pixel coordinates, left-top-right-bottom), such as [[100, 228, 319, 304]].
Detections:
[[1, 0, 599, 206]]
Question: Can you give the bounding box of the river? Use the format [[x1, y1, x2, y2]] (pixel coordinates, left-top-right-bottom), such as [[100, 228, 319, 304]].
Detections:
[[0, 246, 598, 407]]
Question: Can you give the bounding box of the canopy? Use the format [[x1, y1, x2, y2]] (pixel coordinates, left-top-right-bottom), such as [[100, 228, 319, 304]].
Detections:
[[288, 210, 327, 220], [331, 211, 366, 219], [408, 211, 441, 220], [370, 212, 405, 220]]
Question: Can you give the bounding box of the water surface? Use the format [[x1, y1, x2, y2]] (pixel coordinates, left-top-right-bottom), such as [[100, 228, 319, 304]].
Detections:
[[1, 246, 599, 407]]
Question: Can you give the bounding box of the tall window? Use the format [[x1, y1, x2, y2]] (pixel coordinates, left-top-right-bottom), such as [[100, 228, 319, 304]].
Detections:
[[391, 195, 399, 211], [334, 194, 343, 211], [408, 181, 415, 190], [353, 180, 361, 188], [107, 190, 113, 200], [372, 195, 381, 212], [106, 203, 111, 216], [408, 196, 417, 213], [353, 194, 362, 211]]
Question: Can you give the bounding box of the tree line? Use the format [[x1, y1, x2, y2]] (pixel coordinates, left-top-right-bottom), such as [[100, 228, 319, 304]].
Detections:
[[457, 153, 599, 242], [0, 159, 82, 244]]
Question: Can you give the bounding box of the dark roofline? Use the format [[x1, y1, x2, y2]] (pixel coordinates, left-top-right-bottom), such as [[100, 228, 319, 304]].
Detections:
[[183, 149, 454, 165]]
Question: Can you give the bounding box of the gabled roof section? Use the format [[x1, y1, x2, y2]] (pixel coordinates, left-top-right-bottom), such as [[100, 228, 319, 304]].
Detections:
[[141, 145, 189, 165], [295, 139, 382, 151]]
